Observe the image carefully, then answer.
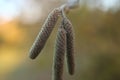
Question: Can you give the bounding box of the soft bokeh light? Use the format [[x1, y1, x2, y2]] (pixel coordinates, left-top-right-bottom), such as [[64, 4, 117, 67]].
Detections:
[[101, 0, 119, 11], [0, 0, 119, 24], [0, 0, 42, 24], [102, 0, 117, 8], [0, 0, 20, 24]]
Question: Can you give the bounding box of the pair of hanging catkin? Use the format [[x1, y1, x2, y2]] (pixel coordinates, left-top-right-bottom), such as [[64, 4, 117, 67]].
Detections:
[[29, 6, 75, 80], [53, 18, 75, 80]]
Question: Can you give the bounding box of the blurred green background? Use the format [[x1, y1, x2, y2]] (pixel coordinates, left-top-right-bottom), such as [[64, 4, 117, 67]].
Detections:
[[0, 0, 120, 80]]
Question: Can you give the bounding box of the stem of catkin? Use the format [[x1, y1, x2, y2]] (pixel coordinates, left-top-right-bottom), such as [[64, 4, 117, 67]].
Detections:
[[53, 25, 66, 80], [29, 8, 61, 59]]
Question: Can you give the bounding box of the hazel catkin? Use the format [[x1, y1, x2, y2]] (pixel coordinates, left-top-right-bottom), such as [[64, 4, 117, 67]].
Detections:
[[62, 17, 75, 75], [29, 8, 61, 59], [53, 25, 66, 80]]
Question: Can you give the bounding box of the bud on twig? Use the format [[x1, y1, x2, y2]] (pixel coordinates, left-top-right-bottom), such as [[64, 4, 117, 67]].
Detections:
[[67, 0, 80, 9]]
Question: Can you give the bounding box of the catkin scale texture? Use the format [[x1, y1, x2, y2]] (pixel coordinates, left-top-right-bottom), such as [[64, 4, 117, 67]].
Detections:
[[53, 26, 66, 80], [63, 18, 75, 75], [29, 8, 61, 59]]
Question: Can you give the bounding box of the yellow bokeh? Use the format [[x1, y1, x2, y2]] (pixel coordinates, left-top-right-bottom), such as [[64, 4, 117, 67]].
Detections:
[[0, 19, 25, 44], [0, 47, 22, 75], [0, 19, 26, 77]]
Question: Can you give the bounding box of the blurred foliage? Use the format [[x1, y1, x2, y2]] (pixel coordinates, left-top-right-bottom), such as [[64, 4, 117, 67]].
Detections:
[[0, 3, 120, 80]]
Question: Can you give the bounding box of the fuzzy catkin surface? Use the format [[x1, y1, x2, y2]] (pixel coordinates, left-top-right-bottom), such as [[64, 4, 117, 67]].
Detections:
[[53, 26, 66, 80], [29, 8, 61, 59], [63, 18, 75, 75]]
